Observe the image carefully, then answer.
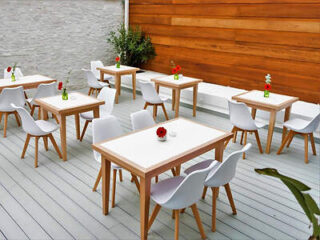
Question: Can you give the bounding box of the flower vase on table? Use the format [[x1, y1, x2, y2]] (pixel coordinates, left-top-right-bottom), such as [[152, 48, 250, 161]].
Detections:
[[171, 61, 181, 80], [264, 74, 272, 98], [11, 73, 16, 82], [156, 127, 167, 142], [7, 63, 18, 82], [58, 70, 71, 100], [115, 56, 120, 68], [62, 88, 68, 100]]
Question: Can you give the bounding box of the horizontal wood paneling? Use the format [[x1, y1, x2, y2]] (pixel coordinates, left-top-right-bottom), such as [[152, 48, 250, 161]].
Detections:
[[130, 1, 320, 103]]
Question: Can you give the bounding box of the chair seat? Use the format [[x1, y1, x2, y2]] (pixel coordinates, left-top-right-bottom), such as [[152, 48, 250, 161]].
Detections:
[[148, 96, 168, 104], [35, 120, 59, 134], [95, 74, 112, 81], [80, 111, 109, 120], [96, 156, 121, 169], [151, 176, 185, 206], [184, 159, 220, 175], [284, 118, 311, 133], [255, 120, 267, 129]]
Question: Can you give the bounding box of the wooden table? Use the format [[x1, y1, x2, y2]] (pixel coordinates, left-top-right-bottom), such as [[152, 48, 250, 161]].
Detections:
[[151, 75, 202, 118], [232, 90, 298, 154], [97, 65, 140, 104], [0, 75, 56, 91], [35, 92, 105, 161], [92, 118, 233, 240]]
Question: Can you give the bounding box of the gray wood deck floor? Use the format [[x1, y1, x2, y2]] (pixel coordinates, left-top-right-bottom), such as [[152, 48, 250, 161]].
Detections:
[[0, 88, 319, 240]]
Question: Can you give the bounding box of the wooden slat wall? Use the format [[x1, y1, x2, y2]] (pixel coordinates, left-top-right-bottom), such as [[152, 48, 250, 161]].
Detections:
[[130, 0, 320, 103]]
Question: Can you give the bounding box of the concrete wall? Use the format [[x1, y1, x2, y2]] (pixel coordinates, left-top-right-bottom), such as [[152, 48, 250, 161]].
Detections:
[[0, 0, 123, 89]]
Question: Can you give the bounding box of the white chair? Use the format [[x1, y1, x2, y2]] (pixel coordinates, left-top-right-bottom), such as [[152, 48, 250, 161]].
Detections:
[[11, 104, 62, 168], [130, 110, 155, 131], [277, 112, 320, 163], [184, 144, 252, 232], [82, 69, 109, 97], [225, 100, 265, 159], [92, 116, 140, 207], [148, 161, 218, 240], [27, 82, 58, 120], [0, 86, 25, 137], [139, 80, 169, 120], [91, 60, 113, 82], [79, 87, 116, 141], [4, 67, 24, 79]]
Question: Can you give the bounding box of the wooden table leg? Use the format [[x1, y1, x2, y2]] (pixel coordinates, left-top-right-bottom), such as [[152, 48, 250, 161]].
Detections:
[[75, 114, 80, 140], [132, 72, 136, 100], [251, 108, 257, 119], [155, 83, 159, 93], [102, 156, 111, 215], [172, 89, 176, 111], [174, 89, 181, 118], [282, 106, 291, 142], [41, 108, 48, 121], [140, 176, 151, 240], [93, 107, 100, 118], [60, 115, 67, 161], [215, 142, 225, 198], [100, 71, 104, 82], [266, 111, 276, 154], [115, 74, 120, 104], [193, 84, 198, 117]]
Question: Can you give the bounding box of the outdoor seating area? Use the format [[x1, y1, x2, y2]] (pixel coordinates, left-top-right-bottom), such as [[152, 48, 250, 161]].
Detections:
[[0, 1, 319, 240]]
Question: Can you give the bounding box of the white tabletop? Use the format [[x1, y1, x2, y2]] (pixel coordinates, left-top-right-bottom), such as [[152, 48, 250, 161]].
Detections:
[[153, 75, 201, 86], [99, 65, 138, 72], [37, 92, 101, 110], [236, 90, 296, 106], [0, 75, 54, 87], [100, 118, 226, 169]]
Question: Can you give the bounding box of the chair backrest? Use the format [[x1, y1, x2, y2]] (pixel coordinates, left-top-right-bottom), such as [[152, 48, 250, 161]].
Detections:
[[228, 100, 257, 130], [30, 82, 57, 105], [11, 104, 45, 136], [0, 86, 25, 112], [205, 144, 252, 187], [162, 161, 218, 209], [97, 87, 116, 116], [91, 60, 104, 79], [92, 116, 123, 162], [300, 112, 320, 133], [130, 110, 155, 131], [4, 68, 23, 79], [82, 69, 101, 88], [139, 81, 161, 103]]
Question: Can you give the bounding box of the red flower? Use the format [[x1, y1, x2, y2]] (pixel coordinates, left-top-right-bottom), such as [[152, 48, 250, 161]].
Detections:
[[58, 82, 63, 90], [264, 84, 271, 91], [7, 67, 12, 72], [176, 65, 181, 71], [156, 127, 167, 138], [172, 68, 177, 74], [115, 56, 120, 62]]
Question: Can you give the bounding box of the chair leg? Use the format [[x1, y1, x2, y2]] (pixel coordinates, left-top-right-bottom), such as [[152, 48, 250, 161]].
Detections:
[[190, 204, 206, 240], [3, 113, 8, 137], [48, 133, 62, 159], [131, 174, 140, 193], [35, 137, 39, 168], [95, 89, 98, 97], [174, 209, 180, 240], [240, 131, 244, 145], [112, 169, 117, 208], [232, 130, 237, 143], [119, 169, 123, 182], [254, 130, 263, 154], [21, 134, 31, 158], [211, 187, 218, 232], [37, 106, 41, 120], [143, 102, 148, 109], [53, 114, 59, 124], [225, 127, 235, 149], [30, 105, 35, 117], [88, 87, 92, 96], [93, 167, 102, 192], [80, 120, 90, 142], [161, 103, 169, 120], [148, 204, 161, 230], [43, 136, 49, 151], [277, 130, 293, 155], [224, 183, 237, 215], [310, 133, 317, 156], [155, 175, 158, 183], [201, 186, 208, 200], [286, 132, 295, 148], [153, 105, 157, 120], [242, 131, 247, 159], [0, 112, 2, 124], [304, 134, 309, 164], [14, 112, 21, 126]]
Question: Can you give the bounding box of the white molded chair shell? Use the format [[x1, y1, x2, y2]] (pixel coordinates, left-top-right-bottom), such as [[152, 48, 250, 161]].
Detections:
[[4, 68, 23, 79], [28, 82, 57, 106], [11, 104, 59, 136], [0, 86, 25, 112], [151, 161, 217, 210], [228, 100, 264, 131], [130, 110, 155, 131], [284, 112, 320, 134], [139, 81, 165, 104], [82, 69, 109, 89], [90, 61, 112, 81]]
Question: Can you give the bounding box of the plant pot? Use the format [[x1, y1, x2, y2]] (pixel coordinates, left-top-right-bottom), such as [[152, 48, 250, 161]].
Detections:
[[264, 90, 270, 98], [62, 88, 68, 100], [157, 135, 167, 142], [174, 74, 179, 80], [11, 73, 16, 82]]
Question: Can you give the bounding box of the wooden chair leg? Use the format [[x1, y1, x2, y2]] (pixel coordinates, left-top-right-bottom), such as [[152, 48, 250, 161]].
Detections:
[[174, 209, 180, 240], [310, 133, 317, 155], [14, 111, 21, 126], [155, 175, 158, 183], [153, 105, 157, 120], [143, 102, 148, 109], [148, 204, 161, 230], [224, 183, 237, 215], [80, 120, 90, 142], [112, 169, 117, 208], [88, 87, 92, 96], [286, 132, 295, 148], [95, 89, 98, 97], [201, 186, 208, 200], [21, 134, 31, 158], [161, 103, 169, 120], [254, 130, 263, 154], [30, 105, 35, 117], [53, 114, 59, 124], [211, 187, 218, 232], [232, 129, 238, 143], [37, 106, 41, 120], [3, 113, 8, 137], [240, 131, 244, 145], [0, 112, 2, 124], [304, 134, 309, 164], [225, 127, 235, 149], [48, 134, 62, 159], [242, 131, 247, 159], [131, 174, 140, 193], [277, 130, 293, 155], [92, 167, 102, 192], [35, 137, 39, 168], [191, 204, 206, 240], [43, 136, 49, 151], [119, 169, 123, 182]]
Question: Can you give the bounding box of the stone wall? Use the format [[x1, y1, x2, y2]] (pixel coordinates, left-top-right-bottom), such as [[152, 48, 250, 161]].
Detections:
[[0, 0, 123, 89]]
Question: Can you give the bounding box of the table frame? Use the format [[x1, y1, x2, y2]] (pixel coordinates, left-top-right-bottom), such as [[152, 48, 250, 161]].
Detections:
[[232, 91, 298, 153], [92, 118, 233, 240], [97, 66, 140, 104], [35, 93, 104, 161], [0, 75, 56, 91]]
